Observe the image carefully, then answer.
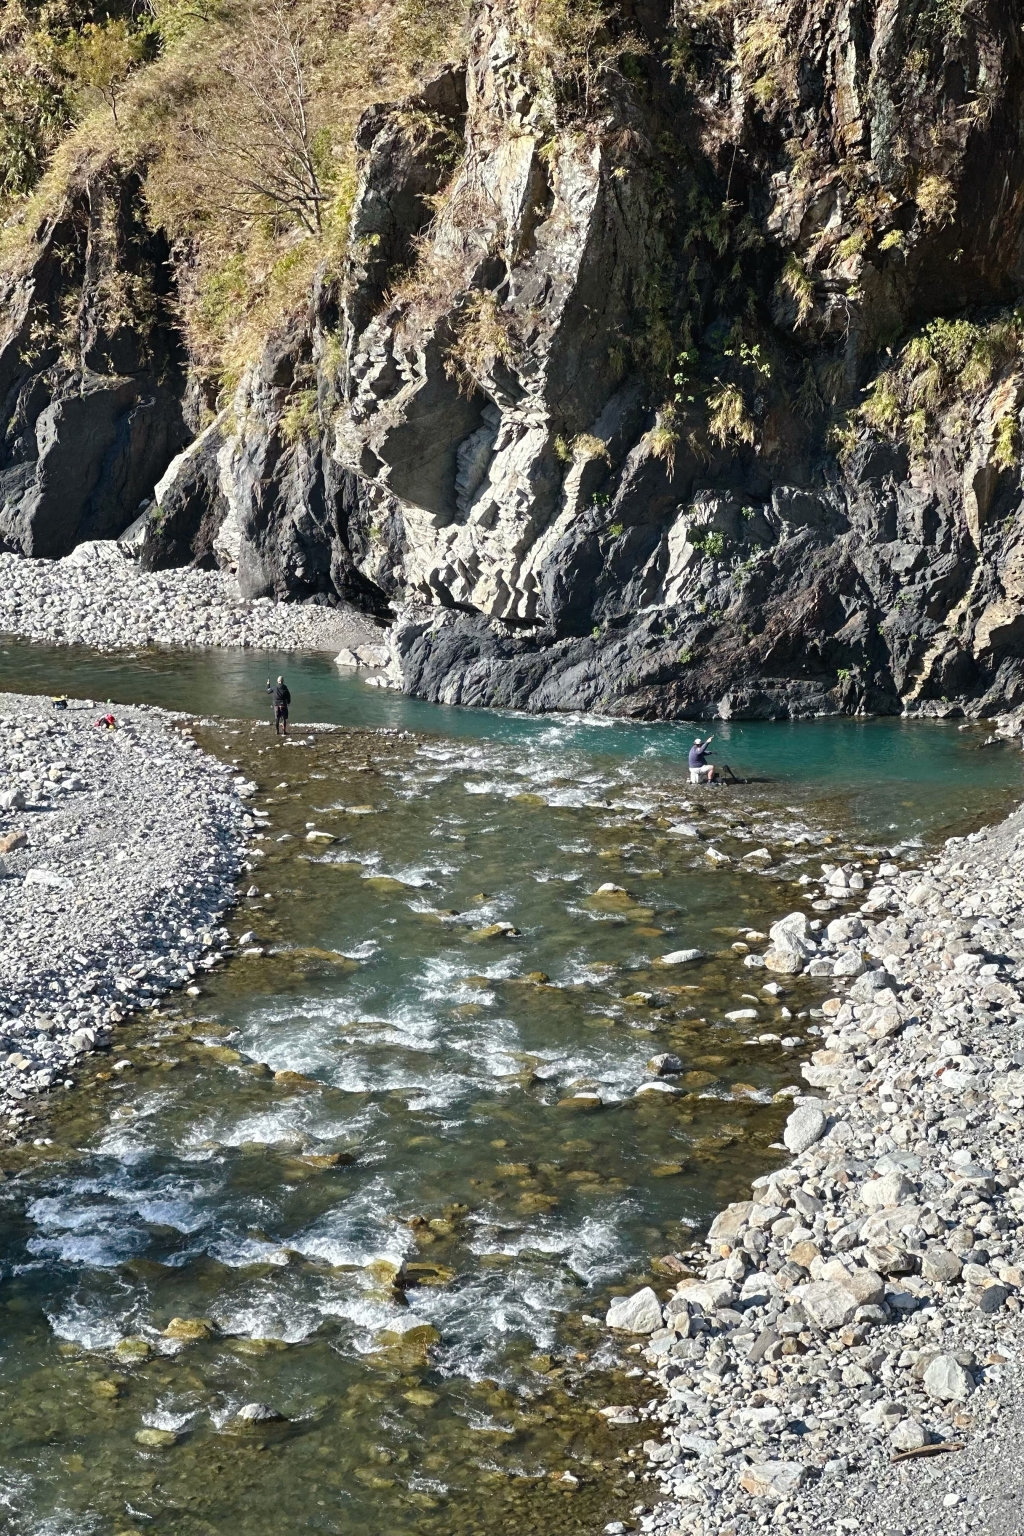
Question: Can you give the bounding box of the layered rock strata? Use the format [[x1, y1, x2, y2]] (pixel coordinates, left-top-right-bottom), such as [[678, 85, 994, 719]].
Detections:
[[6, 2, 1024, 718]]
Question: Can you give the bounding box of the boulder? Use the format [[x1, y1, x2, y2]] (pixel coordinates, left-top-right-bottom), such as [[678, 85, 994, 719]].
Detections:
[[657, 948, 704, 966], [233, 1401, 287, 1424], [673, 1278, 737, 1311], [162, 1317, 214, 1342], [647, 1053, 684, 1076], [135, 1428, 178, 1447], [769, 911, 810, 947], [923, 1354, 974, 1403], [827, 915, 865, 943], [783, 1103, 827, 1154], [764, 949, 804, 975], [606, 1287, 663, 1333], [861, 1171, 917, 1211], [739, 1461, 807, 1500], [976, 1282, 1010, 1313], [708, 1201, 754, 1241], [890, 1419, 928, 1452], [849, 969, 895, 1002], [920, 1247, 962, 1284], [794, 1280, 859, 1331]]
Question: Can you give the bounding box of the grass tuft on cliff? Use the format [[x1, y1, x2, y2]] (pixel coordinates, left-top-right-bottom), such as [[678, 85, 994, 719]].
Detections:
[[1, 0, 471, 402]]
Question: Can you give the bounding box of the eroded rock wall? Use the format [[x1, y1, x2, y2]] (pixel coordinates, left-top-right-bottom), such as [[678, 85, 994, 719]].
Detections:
[[8, 0, 1024, 719], [0, 168, 190, 557]]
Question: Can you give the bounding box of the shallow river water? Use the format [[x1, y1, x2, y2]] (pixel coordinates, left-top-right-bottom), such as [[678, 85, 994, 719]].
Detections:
[[1, 639, 1022, 1536]]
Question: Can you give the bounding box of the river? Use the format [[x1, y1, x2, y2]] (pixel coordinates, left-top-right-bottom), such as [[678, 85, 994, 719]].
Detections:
[[0, 638, 1021, 1536]]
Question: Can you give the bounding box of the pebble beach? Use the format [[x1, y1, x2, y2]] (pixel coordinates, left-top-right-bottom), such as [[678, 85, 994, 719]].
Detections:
[[606, 807, 1024, 1535], [0, 692, 244, 1141], [0, 543, 384, 653]]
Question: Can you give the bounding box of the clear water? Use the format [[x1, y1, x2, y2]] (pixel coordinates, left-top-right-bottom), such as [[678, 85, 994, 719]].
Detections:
[[2, 634, 1022, 843], [0, 638, 1021, 1536]]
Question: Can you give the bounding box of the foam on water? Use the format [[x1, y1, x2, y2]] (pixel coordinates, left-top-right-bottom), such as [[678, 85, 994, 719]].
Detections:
[[0, 662, 1020, 1535]]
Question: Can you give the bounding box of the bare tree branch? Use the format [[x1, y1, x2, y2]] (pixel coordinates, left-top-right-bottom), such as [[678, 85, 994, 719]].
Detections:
[[195, 5, 327, 235]]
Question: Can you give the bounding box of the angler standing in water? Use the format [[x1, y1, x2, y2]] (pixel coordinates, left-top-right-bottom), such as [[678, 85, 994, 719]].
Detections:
[[267, 675, 291, 737]]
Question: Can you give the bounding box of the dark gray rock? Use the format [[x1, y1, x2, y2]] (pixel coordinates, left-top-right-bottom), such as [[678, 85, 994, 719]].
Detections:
[[0, 169, 190, 557]]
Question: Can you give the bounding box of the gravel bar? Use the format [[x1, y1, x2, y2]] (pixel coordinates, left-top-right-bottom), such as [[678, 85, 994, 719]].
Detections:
[[605, 805, 1024, 1536], [0, 543, 385, 653], [0, 691, 245, 1141]]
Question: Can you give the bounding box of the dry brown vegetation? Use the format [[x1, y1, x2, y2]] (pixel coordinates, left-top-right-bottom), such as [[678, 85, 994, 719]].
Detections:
[[1, 0, 472, 400]]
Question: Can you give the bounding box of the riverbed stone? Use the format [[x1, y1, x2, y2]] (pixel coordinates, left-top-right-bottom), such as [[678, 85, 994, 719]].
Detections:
[[764, 948, 804, 974], [738, 1461, 807, 1500], [657, 948, 704, 965], [890, 1418, 928, 1452], [923, 1354, 975, 1402], [861, 1171, 917, 1210], [233, 1402, 287, 1424], [794, 1281, 859, 1330], [606, 1288, 663, 1333], [921, 1247, 963, 1284], [783, 1103, 826, 1153], [135, 1428, 178, 1447]]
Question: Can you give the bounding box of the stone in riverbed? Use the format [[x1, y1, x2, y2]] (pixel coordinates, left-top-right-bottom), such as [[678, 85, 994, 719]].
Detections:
[[647, 1053, 684, 1075], [739, 1461, 807, 1500], [115, 1338, 152, 1362], [233, 1401, 287, 1424], [976, 1282, 1010, 1313], [923, 1354, 974, 1402], [890, 1419, 928, 1452], [135, 1427, 178, 1447], [708, 1201, 754, 1241], [0, 831, 27, 853], [849, 968, 895, 1002], [605, 1287, 663, 1333], [827, 915, 865, 943], [920, 1247, 962, 1284], [764, 949, 804, 974], [861, 1170, 917, 1210], [163, 1317, 214, 1342], [783, 1103, 826, 1153], [657, 948, 704, 965], [794, 1281, 859, 1330]]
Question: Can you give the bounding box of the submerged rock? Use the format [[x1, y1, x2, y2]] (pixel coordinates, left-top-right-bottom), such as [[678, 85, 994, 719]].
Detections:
[[135, 1427, 179, 1448]]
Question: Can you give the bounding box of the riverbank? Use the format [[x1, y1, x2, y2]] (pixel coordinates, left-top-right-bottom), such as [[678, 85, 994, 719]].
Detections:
[[610, 805, 1024, 1534], [0, 691, 244, 1142], [0, 544, 387, 655]]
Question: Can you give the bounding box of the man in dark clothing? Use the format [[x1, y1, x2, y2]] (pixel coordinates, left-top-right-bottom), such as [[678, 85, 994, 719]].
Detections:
[[267, 676, 291, 736], [688, 735, 715, 784]]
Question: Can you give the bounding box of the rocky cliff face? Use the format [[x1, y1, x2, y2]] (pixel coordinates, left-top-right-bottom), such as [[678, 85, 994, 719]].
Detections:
[[0, 166, 190, 557], [6, 0, 1024, 720]]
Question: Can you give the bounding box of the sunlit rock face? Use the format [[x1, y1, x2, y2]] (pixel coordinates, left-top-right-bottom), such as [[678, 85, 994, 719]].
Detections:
[[11, 1, 1024, 719]]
